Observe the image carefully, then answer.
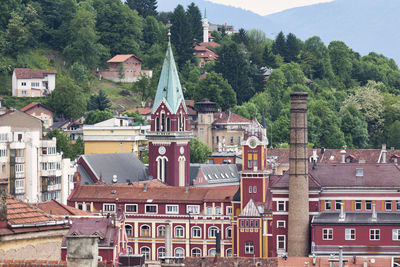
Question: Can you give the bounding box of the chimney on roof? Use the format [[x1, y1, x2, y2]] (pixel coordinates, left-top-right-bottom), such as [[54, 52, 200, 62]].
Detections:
[[185, 186, 189, 193], [288, 92, 309, 257], [143, 182, 148, 192], [372, 203, 377, 221], [0, 182, 7, 228], [112, 175, 118, 183], [382, 144, 387, 164], [340, 149, 346, 163], [66, 235, 99, 267]]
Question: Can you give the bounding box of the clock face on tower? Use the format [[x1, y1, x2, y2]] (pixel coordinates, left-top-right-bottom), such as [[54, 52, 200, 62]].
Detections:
[[248, 137, 258, 149], [158, 146, 166, 155], [180, 147, 184, 154]]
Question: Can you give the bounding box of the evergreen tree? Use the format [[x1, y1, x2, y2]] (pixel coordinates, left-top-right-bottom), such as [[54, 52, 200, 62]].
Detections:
[[232, 28, 248, 45], [285, 33, 302, 62], [88, 89, 111, 111], [186, 3, 203, 42], [387, 120, 400, 149], [340, 104, 369, 148], [171, 5, 194, 69], [126, 0, 157, 18], [262, 44, 277, 68], [85, 109, 114, 124], [272, 31, 286, 58], [1, 11, 28, 56]]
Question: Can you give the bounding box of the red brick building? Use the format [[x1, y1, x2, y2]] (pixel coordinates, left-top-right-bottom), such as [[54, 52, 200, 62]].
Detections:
[[20, 102, 53, 129]]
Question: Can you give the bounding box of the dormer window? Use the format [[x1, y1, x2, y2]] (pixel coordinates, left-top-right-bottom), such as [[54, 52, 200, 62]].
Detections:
[[356, 168, 363, 176]]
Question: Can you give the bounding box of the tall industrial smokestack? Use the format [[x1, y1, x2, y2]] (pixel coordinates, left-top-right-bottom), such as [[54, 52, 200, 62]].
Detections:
[[288, 92, 309, 257]]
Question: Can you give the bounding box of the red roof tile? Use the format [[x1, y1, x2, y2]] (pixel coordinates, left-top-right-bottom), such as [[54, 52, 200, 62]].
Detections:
[[199, 42, 220, 48], [213, 110, 251, 125], [14, 68, 57, 79], [125, 107, 152, 115], [20, 102, 53, 113], [36, 200, 91, 216], [107, 54, 142, 63]]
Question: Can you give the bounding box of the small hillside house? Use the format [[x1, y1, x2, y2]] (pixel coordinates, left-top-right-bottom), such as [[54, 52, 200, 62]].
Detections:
[[12, 68, 57, 97]]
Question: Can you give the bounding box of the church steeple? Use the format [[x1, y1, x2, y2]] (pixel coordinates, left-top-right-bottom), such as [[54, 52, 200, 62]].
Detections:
[[152, 41, 186, 115]]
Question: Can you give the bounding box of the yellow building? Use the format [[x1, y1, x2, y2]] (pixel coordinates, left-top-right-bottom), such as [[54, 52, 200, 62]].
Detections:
[[83, 116, 149, 156]]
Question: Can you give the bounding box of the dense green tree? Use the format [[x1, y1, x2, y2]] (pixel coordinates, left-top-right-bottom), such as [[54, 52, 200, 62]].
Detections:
[[194, 71, 236, 110], [124, 111, 145, 124], [214, 42, 254, 104], [285, 33, 302, 62], [171, 5, 194, 69], [340, 104, 369, 148], [262, 44, 278, 68], [0, 0, 20, 29], [231, 102, 258, 120], [126, 0, 157, 18], [387, 121, 400, 149], [50, 75, 87, 119], [88, 89, 110, 111], [190, 138, 212, 163], [46, 129, 82, 159], [186, 3, 203, 42], [131, 75, 156, 103], [246, 29, 269, 66], [142, 16, 164, 49], [64, 1, 107, 67], [328, 41, 353, 87], [84, 109, 114, 124], [271, 113, 290, 146], [272, 31, 286, 58], [1, 12, 27, 56], [231, 28, 248, 45]]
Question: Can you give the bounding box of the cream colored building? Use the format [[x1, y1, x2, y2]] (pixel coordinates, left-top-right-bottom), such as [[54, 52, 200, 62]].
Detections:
[[0, 110, 76, 203], [12, 68, 56, 97], [83, 116, 149, 156]]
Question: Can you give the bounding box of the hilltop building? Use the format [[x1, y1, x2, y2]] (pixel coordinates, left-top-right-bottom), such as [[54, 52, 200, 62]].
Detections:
[[12, 68, 56, 97]]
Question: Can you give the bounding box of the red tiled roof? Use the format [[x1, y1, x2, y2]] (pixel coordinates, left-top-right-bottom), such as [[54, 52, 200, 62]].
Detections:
[[36, 200, 91, 216], [199, 42, 220, 48], [14, 68, 57, 79], [20, 102, 53, 113], [107, 54, 142, 63], [125, 107, 152, 115], [69, 180, 238, 203], [185, 100, 195, 107], [213, 110, 251, 125]]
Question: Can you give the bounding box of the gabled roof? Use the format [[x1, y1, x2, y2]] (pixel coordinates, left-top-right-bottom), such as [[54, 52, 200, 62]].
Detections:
[[20, 102, 53, 113], [14, 68, 57, 79], [239, 198, 260, 217], [0, 110, 42, 131], [192, 164, 240, 185], [36, 200, 91, 216], [213, 110, 251, 125], [152, 41, 186, 114], [107, 54, 142, 63]]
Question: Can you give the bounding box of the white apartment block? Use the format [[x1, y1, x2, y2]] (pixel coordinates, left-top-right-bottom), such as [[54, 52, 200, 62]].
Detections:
[[0, 111, 76, 203], [12, 68, 57, 97]]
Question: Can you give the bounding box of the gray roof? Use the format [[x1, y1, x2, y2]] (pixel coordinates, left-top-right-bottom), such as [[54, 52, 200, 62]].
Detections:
[[239, 199, 260, 217], [190, 164, 240, 185], [80, 153, 147, 184], [312, 212, 400, 225]]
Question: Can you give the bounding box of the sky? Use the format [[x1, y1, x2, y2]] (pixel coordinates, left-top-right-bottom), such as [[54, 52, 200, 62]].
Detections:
[[205, 0, 334, 15]]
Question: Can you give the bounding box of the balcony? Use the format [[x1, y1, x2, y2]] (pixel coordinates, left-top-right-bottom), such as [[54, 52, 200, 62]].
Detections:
[[47, 184, 61, 191], [10, 142, 25, 149], [15, 157, 24, 163], [15, 172, 24, 178]]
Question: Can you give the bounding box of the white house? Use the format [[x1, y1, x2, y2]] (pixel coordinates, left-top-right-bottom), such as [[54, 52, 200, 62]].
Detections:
[[12, 68, 57, 97]]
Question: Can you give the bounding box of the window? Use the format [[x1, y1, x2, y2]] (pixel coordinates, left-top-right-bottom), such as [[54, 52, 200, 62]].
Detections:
[[15, 179, 24, 194], [140, 225, 151, 237], [31, 82, 40, 87], [325, 200, 332, 210], [77, 203, 83, 210], [0, 133, 8, 141], [125, 224, 133, 236], [386, 200, 392, 211], [15, 164, 24, 173], [323, 228, 333, 240], [370, 229, 380, 240], [0, 149, 7, 157], [103, 203, 115, 212], [208, 248, 216, 256], [187, 205, 200, 214], [145, 204, 157, 214], [253, 186, 257, 193], [208, 115, 211, 123], [209, 227, 219, 238], [140, 247, 150, 260], [245, 242, 254, 254], [226, 206, 232, 215], [166, 205, 179, 214], [393, 229, 400, 240], [356, 168, 364, 176], [335, 200, 342, 210], [157, 226, 166, 237], [230, 136, 234, 145], [245, 220, 249, 227], [158, 247, 166, 260], [199, 128, 204, 136], [127, 246, 133, 255], [277, 235, 286, 250], [215, 206, 222, 215], [192, 226, 201, 238], [397, 200, 400, 210], [277, 201, 286, 211], [125, 204, 137, 213], [191, 248, 201, 257], [277, 220, 286, 228], [175, 226, 184, 238], [365, 200, 372, 210], [174, 247, 184, 258], [249, 186, 252, 193], [226, 248, 232, 257], [86, 203, 91, 211], [207, 206, 213, 215], [226, 227, 232, 238], [240, 220, 244, 227], [21, 82, 26, 86], [345, 229, 356, 240], [355, 200, 362, 210]]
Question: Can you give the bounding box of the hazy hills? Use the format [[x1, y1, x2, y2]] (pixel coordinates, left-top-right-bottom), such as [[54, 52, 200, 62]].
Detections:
[[158, 0, 400, 65]]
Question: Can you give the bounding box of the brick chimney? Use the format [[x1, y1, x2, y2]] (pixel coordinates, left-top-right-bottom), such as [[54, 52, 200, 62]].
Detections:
[[288, 92, 309, 257], [67, 235, 99, 267], [0, 181, 7, 228]]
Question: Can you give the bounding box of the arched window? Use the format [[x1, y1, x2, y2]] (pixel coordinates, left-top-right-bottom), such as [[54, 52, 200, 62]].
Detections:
[[156, 117, 160, 131], [208, 226, 219, 238], [226, 248, 232, 257], [127, 246, 133, 255], [191, 226, 201, 238], [178, 156, 185, 187], [157, 225, 166, 237], [125, 224, 133, 236], [140, 246, 150, 260], [226, 227, 232, 238], [157, 247, 166, 260], [167, 117, 170, 131], [140, 224, 150, 237], [161, 112, 165, 132], [208, 248, 216, 256], [175, 226, 184, 238], [253, 186, 257, 193], [175, 247, 185, 258], [191, 248, 202, 257], [157, 156, 168, 182]]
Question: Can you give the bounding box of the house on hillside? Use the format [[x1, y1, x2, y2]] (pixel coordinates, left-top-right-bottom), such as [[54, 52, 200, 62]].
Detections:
[[20, 102, 53, 129], [99, 54, 152, 83], [12, 68, 57, 97], [194, 42, 219, 68]]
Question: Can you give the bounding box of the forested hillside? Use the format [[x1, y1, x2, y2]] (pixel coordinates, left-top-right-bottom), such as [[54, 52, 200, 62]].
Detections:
[[1, 0, 400, 149]]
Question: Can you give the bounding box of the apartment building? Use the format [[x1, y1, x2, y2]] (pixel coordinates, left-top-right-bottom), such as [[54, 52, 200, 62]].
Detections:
[[0, 110, 76, 203]]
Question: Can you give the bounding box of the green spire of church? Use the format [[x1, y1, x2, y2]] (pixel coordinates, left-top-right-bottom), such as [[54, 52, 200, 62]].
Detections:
[[152, 41, 186, 114]]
